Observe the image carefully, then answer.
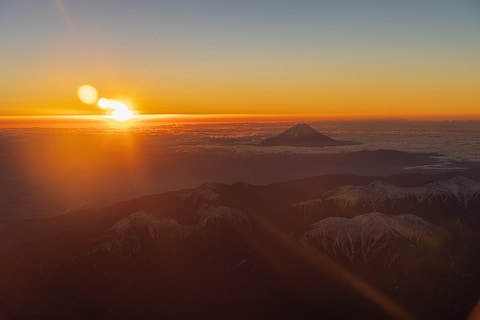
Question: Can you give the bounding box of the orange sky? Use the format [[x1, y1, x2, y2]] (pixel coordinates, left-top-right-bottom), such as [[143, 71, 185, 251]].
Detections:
[[1, 1, 479, 118]]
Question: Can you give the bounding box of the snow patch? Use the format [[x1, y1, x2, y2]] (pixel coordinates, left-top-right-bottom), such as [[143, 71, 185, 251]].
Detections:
[[178, 184, 221, 203], [200, 206, 250, 226]]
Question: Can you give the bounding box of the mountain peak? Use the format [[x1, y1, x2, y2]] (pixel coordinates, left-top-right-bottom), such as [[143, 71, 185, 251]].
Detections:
[[282, 123, 329, 139], [260, 123, 358, 147]]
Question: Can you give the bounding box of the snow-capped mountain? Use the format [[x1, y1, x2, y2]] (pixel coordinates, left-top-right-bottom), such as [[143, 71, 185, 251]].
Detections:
[[107, 211, 160, 235], [422, 176, 480, 208], [324, 176, 480, 221], [1, 173, 479, 320], [303, 212, 448, 267], [91, 211, 200, 257], [178, 183, 222, 204], [288, 176, 480, 228], [91, 204, 250, 257], [328, 176, 480, 209], [176, 184, 250, 225]]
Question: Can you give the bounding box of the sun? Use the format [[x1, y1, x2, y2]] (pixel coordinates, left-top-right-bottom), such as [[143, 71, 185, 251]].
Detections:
[[111, 108, 135, 122], [98, 98, 135, 122], [77, 85, 136, 121]]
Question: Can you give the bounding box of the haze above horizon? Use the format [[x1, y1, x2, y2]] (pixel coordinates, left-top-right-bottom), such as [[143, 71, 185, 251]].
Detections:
[[1, 0, 479, 118]]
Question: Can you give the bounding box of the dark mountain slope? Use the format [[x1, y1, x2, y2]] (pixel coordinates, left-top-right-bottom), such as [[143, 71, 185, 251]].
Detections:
[[260, 124, 359, 147], [0, 172, 479, 319]]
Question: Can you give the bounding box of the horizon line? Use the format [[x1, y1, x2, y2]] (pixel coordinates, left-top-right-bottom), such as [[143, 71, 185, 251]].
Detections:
[[1, 113, 480, 121]]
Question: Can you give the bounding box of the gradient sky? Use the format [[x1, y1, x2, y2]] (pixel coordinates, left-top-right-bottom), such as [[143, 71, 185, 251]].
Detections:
[[1, 0, 479, 117]]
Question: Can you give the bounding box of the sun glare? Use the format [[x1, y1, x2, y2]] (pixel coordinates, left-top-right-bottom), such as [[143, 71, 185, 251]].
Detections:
[[98, 98, 135, 122], [77, 85, 136, 121]]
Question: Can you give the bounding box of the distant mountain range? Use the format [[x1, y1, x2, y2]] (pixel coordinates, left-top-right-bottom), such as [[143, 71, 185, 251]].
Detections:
[[260, 123, 359, 147], [0, 172, 479, 319]]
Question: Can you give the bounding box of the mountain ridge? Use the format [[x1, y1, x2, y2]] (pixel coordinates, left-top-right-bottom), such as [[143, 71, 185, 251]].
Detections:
[[0, 171, 479, 319]]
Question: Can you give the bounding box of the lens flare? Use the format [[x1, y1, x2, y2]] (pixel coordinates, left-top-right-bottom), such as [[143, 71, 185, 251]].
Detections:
[[77, 85, 98, 104], [77, 85, 136, 121], [54, 0, 76, 31], [98, 98, 134, 122]]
